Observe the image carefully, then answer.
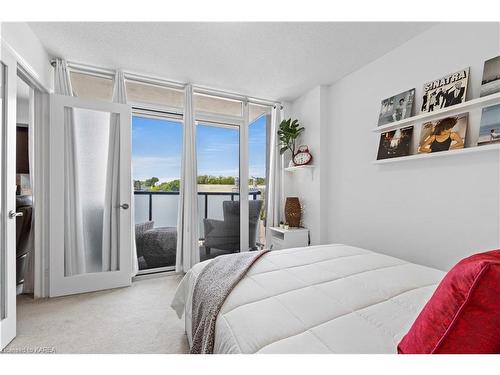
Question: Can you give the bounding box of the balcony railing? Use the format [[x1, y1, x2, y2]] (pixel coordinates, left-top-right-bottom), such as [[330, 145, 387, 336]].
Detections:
[[134, 190, 262, 238]]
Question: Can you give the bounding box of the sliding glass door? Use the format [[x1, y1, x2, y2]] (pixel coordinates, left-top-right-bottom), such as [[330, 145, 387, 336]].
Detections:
[[129, 89, 273, 267], [196, 122, 240, 260], [193, 92, 272, 258], [248, 104, 271, 250], [132, 114, 183, 273]]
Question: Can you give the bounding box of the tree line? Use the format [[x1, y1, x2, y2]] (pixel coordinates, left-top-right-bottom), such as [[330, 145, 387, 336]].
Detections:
[[134, 175, 265, 192]]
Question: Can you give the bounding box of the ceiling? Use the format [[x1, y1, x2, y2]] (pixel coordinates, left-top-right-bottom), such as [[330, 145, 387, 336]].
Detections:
[[28, 22, 435, 102]]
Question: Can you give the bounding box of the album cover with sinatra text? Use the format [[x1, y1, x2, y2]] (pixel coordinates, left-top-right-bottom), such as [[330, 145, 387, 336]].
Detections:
[[421, 68, 469, 113]]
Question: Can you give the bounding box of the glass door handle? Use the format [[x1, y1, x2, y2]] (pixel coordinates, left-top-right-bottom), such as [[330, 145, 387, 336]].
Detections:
[[8, 210, 23, 219], [119, 203, 129, 210]]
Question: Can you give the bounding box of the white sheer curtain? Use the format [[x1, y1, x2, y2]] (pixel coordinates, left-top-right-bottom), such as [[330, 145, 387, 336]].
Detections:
[[265, 105, 283, 243], [101, 71, 121, 272], [101, 71, 138, 275], [55, 58, 86, 276], [175, 84, 200, 272]]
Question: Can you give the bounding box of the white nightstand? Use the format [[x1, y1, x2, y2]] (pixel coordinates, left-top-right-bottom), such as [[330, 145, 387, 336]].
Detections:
[[268, 227, 309, 250]]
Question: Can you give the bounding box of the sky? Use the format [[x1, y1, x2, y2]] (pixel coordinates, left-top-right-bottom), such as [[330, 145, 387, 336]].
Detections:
[[132, 115, 267, 183]]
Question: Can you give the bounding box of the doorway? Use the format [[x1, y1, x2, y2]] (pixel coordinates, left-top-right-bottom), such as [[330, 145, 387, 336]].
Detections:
[[0, 47, 43, 349], [132, 112, 183, 274], [196, 122, 242, 260], [15, 75, 35, 297]]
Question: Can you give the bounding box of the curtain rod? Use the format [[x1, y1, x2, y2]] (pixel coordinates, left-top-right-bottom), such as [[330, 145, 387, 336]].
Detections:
[[53, 59, 282, 107], [125, 71, 185, 90], [192, 85, 280, 108]]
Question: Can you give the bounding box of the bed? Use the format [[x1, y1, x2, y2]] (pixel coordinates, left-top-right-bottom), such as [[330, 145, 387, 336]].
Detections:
[[171, 244, 445, 354]]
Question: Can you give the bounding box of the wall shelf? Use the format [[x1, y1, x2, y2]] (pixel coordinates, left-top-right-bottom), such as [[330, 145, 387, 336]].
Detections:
[[373, 143, 500, 164], [372, 91, 500, 133], [284, 165, 315, 172], [284, 164, 315, 179]]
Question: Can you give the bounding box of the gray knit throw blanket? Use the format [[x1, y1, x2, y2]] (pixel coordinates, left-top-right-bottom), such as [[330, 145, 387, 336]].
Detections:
[[190, 250, 270, 354]]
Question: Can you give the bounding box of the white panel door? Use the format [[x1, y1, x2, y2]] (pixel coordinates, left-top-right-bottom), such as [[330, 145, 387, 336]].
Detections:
[[0, 46, 18, 350], [49, 94, 132, 297]]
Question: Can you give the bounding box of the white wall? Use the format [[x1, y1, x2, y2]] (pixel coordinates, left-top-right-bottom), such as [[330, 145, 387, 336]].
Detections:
[[285, 85, 328, 244], [324, 22, 500, 270], [1, 22, 52, 91]]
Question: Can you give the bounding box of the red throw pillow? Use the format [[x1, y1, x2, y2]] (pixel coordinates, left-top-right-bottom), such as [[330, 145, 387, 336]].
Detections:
[[398, 250, 500, 354]]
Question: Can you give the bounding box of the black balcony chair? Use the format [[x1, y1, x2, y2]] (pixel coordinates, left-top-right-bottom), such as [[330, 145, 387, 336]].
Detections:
[[203, 200, 263, 256]]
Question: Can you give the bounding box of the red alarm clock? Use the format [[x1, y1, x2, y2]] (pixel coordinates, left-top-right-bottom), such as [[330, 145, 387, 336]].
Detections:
[[293, 145, 313, 165]]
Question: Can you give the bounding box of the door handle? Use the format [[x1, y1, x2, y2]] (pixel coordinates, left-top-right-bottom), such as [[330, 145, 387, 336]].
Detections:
[[8, 210, 23, 219], [119, 203, 129, 210]]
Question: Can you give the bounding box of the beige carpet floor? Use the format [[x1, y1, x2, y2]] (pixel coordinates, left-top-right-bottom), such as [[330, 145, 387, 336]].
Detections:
[[6, 274, 189, 354]]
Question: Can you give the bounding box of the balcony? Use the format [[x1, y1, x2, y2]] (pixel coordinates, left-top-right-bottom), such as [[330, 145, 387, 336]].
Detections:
[[133, 190, 264, 271], [134, 190, 262, 236]]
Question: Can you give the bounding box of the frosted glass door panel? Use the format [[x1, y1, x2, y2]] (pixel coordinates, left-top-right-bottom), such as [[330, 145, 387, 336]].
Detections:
[[65, 108, 112, 274], [198, 194, 204, 238], [207, 195, 227, 221], [151, 194, 179, 227], [134, 194, 149, 224]]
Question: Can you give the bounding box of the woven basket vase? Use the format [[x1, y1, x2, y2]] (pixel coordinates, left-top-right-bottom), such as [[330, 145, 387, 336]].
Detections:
[[285, 197, 301, 228]]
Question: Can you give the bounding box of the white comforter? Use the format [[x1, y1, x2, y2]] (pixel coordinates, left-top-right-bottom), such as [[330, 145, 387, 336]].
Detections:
[[171, 244, 444, 354]]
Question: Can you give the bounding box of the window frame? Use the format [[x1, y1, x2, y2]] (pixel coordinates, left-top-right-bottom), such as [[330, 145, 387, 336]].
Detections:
[[126, 79, 185, 116], [66, 64, 276, 258], [131, 107, 184, 276], [68, 70, 115, 101]]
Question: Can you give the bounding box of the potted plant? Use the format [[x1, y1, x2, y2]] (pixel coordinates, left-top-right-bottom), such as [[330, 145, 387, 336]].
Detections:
[[278, 118, 305, 166]]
